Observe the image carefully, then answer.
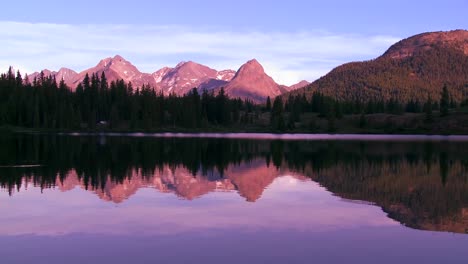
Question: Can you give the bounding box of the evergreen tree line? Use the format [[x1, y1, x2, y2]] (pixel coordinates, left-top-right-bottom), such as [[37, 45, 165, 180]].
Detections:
[[1, 135, 467, 232], [0, 68, 258, 130], [282, 85, 458, 118], [0, 67, 465, 131], [267, 83, 461, 131], [2, 134, 467, 193]]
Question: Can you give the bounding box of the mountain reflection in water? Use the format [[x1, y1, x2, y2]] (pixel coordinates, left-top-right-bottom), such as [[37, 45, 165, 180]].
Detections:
[[0, 134, 467, 234]]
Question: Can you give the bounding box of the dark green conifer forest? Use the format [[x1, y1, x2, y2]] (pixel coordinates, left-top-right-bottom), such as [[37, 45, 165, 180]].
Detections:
[[0, 67, 466, 132]]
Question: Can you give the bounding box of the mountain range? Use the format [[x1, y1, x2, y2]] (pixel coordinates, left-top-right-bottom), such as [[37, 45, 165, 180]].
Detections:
[[26, 29, 468, 104], [291, 29, 468, 102], [29, 57, 309, 103]]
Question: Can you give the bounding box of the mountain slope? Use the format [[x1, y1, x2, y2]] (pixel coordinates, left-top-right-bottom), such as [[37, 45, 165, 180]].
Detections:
[[152, 67, 172, 85], [27, 57, 304, 102], [288, 80, 310, 91], [292, 30, 468, 102], [156, 61, 235, 95], [31, 57, 236, 95], [55, 68, 78, 84], [224, 59, 283, 103], [383, 30, 468, 59], [70, 55, 157, 89], [28, 68, 78, 85]]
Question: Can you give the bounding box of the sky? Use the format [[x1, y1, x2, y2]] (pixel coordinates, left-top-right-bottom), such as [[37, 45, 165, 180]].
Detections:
[[1, 0, 467, 85]]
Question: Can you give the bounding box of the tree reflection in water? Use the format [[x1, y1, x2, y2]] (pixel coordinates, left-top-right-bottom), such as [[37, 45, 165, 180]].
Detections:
[[0, 134, 467, 233]]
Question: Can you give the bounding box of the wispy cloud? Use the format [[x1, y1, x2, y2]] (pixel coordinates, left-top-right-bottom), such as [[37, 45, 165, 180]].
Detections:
[[0, 21, 400, 85]]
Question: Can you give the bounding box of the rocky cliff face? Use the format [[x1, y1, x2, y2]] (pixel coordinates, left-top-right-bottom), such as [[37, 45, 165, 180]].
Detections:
[[70, 55, 157, 89], [223, 59, 283, 103], [155, 61, 234, 95]]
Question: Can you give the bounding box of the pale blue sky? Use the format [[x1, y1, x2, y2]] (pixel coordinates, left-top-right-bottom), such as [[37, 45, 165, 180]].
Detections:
[[1, 0, 467, 85]]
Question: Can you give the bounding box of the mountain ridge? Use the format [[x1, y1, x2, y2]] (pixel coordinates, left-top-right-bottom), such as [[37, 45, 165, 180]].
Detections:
[[290, 29, 468, 102], [28, 57, 305, 103], [223, 59, 284, 103]]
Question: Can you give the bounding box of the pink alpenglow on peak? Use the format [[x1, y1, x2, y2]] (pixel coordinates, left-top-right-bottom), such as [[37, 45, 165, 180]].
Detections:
[[70, 55, 158, 89], [156, 61, 225, 95], [289, 80, 310, 90], [28, 68, 77, 86], [26, 56, 296, 103], [223, 59, 283, 103]]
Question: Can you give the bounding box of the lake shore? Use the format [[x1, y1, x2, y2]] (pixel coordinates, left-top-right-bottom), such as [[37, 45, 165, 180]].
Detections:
[[3, 127, 468, 142], [2, 111, 468, 136]]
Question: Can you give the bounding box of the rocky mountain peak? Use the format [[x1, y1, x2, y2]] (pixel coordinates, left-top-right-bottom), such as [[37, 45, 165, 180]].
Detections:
[[26, 57, 287, 102], [224, 59, 282, 103]]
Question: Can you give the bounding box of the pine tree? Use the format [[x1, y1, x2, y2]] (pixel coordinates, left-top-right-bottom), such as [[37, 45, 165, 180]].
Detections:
[[270, 97, 285, 131], [334, 101, 343, 119], [74, 109, 82, 130], [327, 105, 336, 133], [109, 104, 119, 129], [33, 100, 40, 128], [287, 113, 295, 130], [266, 96, 271, 111], [215, 88, 230, 125], [15, 70, 23, 88], [440, 85, 450, 117], [424, 95, 434, 123]]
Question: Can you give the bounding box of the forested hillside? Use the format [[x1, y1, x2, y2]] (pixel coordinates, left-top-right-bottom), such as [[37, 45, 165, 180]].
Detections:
[[291, 30, 468, 102]]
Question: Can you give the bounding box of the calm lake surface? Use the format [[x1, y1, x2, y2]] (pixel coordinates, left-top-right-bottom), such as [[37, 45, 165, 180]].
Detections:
[[0, 133, 467, 264]]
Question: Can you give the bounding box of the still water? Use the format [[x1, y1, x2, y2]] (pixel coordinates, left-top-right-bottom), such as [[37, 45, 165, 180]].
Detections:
[[0, 134, 467, 263]]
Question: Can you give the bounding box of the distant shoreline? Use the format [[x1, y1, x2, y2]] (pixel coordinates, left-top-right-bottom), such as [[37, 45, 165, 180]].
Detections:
[[59, 132, 468, 142], [3, 128, 468, 141], [2, 110, 468, 137]]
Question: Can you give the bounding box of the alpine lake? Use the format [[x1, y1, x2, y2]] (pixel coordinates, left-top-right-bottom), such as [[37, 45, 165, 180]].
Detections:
[[0, 133, 467, 264]]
